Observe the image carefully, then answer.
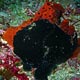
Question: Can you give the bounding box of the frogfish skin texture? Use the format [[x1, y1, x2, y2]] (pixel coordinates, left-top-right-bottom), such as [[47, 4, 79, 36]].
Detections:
[[13, 19, 77, 80]]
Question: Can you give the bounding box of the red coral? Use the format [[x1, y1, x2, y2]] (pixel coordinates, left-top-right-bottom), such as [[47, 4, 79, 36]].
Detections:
[[60, 19, 75, 36], [60, 19, 69, 34], [67, 25, 75, 35], [60, 19, 69, 27]]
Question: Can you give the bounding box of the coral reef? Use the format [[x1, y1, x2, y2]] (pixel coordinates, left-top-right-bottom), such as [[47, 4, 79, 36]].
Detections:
[[0, 0, 80, 80]]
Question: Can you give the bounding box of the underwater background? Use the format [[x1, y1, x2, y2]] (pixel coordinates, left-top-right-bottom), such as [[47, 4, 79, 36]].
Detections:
[[0, 0, 80, 80]]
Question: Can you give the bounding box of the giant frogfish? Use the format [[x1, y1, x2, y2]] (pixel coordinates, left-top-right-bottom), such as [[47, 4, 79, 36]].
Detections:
[[13, 19, 77, 80]]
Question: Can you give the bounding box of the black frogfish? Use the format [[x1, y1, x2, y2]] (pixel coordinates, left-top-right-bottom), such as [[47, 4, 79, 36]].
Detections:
[[13, 19, 77, 80]]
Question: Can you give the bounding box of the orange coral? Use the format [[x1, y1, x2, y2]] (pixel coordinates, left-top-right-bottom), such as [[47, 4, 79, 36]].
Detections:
[[2, 27, 18, 47], [34, 1, 64, 23]]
